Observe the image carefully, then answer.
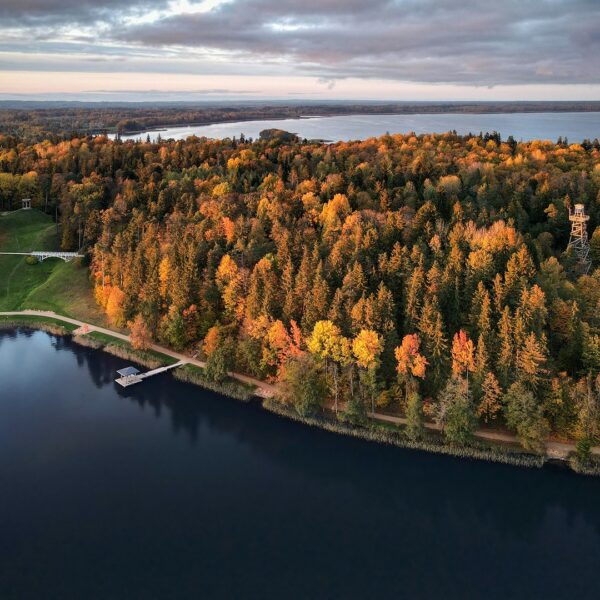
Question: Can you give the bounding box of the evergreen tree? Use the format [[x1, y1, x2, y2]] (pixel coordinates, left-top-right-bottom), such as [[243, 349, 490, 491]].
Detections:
[[504, 382, 549, 453], [436, 377, 477, 446], [477, 372, 502, 424], [405, 392, 425, 441], [516, 332, 548, 392], [497, 306, 514, 386]]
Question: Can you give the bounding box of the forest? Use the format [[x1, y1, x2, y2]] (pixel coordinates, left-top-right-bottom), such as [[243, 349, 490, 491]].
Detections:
[[2, 129, 600, 455]]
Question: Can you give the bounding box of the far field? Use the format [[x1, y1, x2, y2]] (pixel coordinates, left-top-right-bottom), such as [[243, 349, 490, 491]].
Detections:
[[0, 210, 108, 326]]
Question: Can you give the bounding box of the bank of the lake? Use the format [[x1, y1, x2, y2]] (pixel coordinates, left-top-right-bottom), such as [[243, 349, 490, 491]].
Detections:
[[2, 327, 600, 600], [2, 314, 598, 476]]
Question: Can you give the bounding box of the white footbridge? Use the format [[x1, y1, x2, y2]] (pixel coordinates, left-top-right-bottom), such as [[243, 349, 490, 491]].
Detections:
[[0, 251, 84, 262]]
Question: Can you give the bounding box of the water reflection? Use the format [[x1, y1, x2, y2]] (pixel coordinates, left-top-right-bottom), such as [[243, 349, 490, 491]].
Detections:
[[1, 328, 600, 600]]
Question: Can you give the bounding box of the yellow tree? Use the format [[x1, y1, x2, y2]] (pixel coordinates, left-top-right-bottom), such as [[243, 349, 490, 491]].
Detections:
[[352, 329, 383, 414], [308, 320, 347, 413], [222, 275, 246, 322]]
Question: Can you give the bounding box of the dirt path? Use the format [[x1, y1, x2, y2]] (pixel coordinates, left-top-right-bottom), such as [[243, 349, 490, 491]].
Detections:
[[369, 412, 600, 458], [0, 310, 277, 399]]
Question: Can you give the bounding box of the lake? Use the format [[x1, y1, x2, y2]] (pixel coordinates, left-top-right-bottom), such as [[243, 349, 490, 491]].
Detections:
[[114, 112, 600, 143], [2, 328, 600, 599]]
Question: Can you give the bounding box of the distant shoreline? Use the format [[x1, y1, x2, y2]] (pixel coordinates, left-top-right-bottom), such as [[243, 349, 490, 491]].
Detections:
[[110, 104, 600, 137], [110, 110, 600, 143], [2, 101, 600, 140], [108, 110, 600, 138]]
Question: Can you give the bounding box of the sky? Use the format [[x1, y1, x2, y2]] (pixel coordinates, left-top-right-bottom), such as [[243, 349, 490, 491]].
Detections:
[[0, 0, 599, 102]]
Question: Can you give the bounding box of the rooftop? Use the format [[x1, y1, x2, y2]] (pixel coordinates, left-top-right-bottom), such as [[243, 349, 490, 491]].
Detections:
[[116, 366, 140, 377]]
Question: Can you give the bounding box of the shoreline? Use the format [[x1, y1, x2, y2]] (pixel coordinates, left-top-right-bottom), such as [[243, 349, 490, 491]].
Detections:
[[108, 109, 600, 139], [2, 314, 599, 477]]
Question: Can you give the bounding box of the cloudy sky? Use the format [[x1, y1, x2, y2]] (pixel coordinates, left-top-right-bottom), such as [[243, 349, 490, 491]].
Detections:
[[1, 0, 599, 101]]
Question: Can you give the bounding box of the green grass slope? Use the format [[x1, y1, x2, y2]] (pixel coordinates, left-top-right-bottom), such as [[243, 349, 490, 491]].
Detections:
[[0, 210, 108, 325]]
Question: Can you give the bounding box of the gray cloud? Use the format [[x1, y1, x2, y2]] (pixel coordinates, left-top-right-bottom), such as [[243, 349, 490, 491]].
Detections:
[[1, 0, 598, 86], [0, 0, 168, 25], [116, 0, 600, 85]]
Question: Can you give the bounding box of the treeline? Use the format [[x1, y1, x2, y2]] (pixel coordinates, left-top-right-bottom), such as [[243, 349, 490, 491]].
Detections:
[[1, 100, 600, 141], [2, 130, 600, 455]]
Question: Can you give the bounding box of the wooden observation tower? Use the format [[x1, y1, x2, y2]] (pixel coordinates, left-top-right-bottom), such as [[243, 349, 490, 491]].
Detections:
[[568, 203, 591, 274]]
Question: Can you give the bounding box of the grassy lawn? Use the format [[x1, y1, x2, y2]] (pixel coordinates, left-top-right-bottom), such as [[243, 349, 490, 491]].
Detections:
[[0, 210, 109, 326], [0, 314, 79, 332], [86, 331, 179, 365]]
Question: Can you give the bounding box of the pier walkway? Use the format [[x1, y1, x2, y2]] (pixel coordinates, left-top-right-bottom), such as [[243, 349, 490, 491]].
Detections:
[[116, 360, 187, 387]]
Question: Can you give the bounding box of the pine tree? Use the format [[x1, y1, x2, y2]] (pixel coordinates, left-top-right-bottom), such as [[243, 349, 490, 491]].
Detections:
[[281, 258, 297, 323], [492, 273, 506, 315], [373, 282, 396, 333], [418, 297, 448, 387], [328, 288, 347, 332], [442, 243, 464, 328], [516, 332, 548, 392], [302, 260, 330, 333], [473, 335, 489, 399], [404, 261, 425, 332], [436, 377, 477, 446], [405, 392, 425, 440], [497, 306, 514, 386], [477, 372, 502, 424], [294, 247, 313, 319], [504, 381, 549, 453]]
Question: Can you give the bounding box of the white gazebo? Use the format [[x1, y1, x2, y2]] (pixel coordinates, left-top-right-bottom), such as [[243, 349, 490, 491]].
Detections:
[[21, 198, 31, 210]]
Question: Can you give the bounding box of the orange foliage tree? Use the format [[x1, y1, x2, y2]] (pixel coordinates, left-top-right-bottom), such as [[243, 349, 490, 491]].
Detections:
[[451, 329, 475, 379], [128, 314, 152, 350], [395, 333, 428, 397], [105, 285, 125, 327]]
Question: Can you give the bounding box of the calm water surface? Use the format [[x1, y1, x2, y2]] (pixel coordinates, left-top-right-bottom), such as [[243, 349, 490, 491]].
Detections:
[[115, 112, 600, 143], [1, 329, 600, 600]]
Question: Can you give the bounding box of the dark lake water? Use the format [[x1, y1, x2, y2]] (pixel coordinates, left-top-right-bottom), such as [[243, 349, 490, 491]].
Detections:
[[2, 329, 600, 600], [115, 111, 600, 143]]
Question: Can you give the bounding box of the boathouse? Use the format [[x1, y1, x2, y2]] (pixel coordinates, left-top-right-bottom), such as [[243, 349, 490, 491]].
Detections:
[[116, 366, 141, 387]]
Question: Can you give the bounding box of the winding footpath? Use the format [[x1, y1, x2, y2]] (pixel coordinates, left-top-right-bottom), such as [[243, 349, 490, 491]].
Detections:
[[2, 309, 598, 460]]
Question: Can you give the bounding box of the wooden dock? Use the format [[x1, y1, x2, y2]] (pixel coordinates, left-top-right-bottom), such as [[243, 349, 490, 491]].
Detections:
[[115, 360, 187, 387]]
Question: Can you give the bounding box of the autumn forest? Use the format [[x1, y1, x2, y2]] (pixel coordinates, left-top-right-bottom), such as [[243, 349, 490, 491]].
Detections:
[[2, 130, 600, 455]]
